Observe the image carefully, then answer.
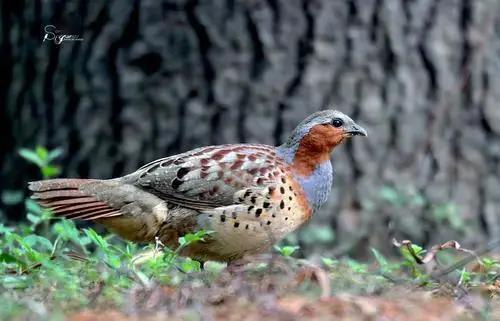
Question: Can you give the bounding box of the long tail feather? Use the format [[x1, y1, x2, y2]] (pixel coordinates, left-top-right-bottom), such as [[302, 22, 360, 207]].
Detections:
[[28, 178, 122, 220]]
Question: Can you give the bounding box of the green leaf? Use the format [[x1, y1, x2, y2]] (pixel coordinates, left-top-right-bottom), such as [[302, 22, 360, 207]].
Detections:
[[313, 226, 335, 243], [134, 270, 152, 287], [2, 276, 29, 289], [18, 148, 44, 167], [42, 165, 61, 178], [481, 257, 500, 271], [40, 209, 53, 221], [85, 228, 108, 250], [299, 225, 335, 244], [106, 254, 121, 269], [433, 203, 461, 229], [0, 223, 14, 235], [47, 148, 63, 162], [53, 220, 79, 242], [379, 186, 401, 205], [23, 235, 53, 251], [321, 257, 338, 268], [1, 190, 24, 205], [347, 259, 368, 274], [178, 236, 187, 247], [26, 213, 41, 225], [400, 244, 425, 263], [35, 146, 49, 160], [0, 253, 26, 266], [11, 234, 45, 262], [459, 268, 472, 285], [25, 199, 43, 215], [371, 248, 389, 268], [411, 244, 424, 256], [274, 245, 300, 257], [410, 194, 425, 207], [178, 258, 201, 273], [178, 230, 212, 246]]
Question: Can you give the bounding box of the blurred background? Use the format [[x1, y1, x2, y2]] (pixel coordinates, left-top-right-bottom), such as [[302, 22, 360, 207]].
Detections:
[[1, 0, 499, 258]]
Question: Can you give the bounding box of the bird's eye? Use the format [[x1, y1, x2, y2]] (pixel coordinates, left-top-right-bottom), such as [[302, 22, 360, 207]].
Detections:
[[331, 118, 343, 128]]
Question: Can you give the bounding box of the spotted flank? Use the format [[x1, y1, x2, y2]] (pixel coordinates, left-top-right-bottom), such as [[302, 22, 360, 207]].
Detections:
[[196, 171, 310, 259]]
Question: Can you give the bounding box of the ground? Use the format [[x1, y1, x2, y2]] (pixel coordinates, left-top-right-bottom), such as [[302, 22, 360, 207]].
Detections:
[[0, 199, 498, 321], [1, 245, 499, 321]]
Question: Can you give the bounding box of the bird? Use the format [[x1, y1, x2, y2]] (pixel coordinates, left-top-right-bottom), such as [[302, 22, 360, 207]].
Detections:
[[28, 110, 367, 262]]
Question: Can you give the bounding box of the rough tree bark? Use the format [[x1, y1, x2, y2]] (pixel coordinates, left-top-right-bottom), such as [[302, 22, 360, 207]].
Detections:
[[1, 0, 499, 256]]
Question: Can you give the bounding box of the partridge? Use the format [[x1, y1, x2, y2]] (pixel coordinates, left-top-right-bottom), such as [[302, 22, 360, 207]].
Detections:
[[29, 110, 367, 262]]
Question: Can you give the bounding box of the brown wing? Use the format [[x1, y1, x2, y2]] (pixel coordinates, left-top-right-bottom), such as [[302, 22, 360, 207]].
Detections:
[[126, 144, 287, 210]]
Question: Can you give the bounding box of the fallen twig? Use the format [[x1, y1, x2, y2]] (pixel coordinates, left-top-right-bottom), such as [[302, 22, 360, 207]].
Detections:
[[432, 239, 500, 279]]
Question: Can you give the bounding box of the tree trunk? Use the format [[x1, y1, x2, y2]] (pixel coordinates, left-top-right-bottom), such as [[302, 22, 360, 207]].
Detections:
[[1, 0, 499, 256]]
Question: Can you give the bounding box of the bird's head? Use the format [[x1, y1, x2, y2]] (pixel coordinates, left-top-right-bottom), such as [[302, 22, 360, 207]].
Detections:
[[282, 110, 367, 151], [279, 110, 367, 175]]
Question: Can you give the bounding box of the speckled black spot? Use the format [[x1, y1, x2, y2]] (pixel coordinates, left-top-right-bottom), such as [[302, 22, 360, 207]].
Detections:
[[268, 186, 276, 193], [266, 221, 271, 225], [251, 196, 257, 204], [160, 160, 172, 167], [248, 205, 254, 212], [280, 200, 285, 209], [173, 158, 184, 165], [234, 222, 240, 228], [176, 167, 190, 179], [288, 207, 291, 211], [263, 202, 270, 208], [280, 187, 285, 194], [289, 196, 293, 201], [281, 177, 286, 184], [220, 215, 226, 222], [171, 178, 183, 189], [239, 197, 244, 202], [245, 224, 249, 230], [208, 214, 213, 217], [272, 214, 276, 218], [289, 186, 293, 191], [255, 208, 262, 217], [285, 217, 289, 220]]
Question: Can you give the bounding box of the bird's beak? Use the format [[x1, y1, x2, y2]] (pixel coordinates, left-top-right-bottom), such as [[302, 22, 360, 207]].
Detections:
[[344, 123, 367, 137]]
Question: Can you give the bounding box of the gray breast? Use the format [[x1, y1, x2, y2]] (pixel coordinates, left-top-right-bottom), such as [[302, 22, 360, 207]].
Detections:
[[295, 161, 333, 212]]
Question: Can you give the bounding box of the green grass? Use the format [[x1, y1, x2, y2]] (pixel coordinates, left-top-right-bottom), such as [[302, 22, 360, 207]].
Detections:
[[0, 208, 498, 319], [0, 206, 213, 310], [0, 147, 498, 320]]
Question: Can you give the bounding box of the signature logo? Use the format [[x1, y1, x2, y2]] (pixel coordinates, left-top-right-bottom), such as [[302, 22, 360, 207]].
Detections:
[[43, 25, 84, 44]]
